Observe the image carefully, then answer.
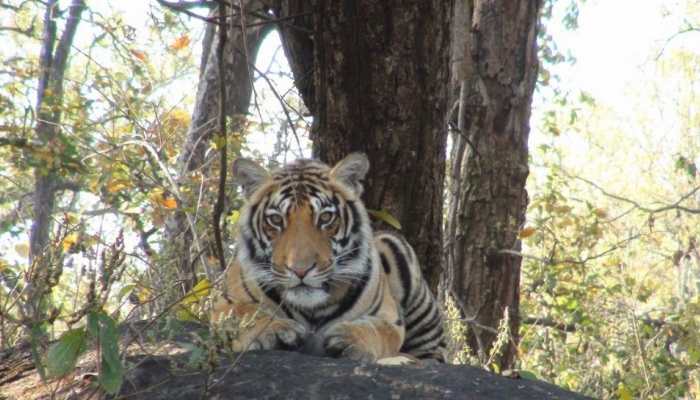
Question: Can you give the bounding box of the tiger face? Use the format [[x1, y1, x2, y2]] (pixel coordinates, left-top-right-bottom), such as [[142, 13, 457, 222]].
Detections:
[[233, 153, 372, 309]]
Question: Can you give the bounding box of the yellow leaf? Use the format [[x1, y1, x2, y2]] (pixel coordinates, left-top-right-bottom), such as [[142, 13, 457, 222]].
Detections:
[[519, 227, 536, 238], [137, 287, 152, 304], [148, 188, 164, 202], [62, 232, 79, 252], [0, 259, 9, 272], [617, 383, 633, 400], [160, 197, 177, 209], [176, 307, 199, 322], [170, 35, 190, 51], [106, 179, 130, 193], [169, 108, 190, 126], [227, 210, 240, 225], [367, 209, 402, 230], [180, 278, 212, 306], [14, 243, 29, 257]]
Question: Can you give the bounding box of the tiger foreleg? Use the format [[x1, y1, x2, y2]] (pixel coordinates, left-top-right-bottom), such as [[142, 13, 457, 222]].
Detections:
[[322, 317, 404, 362], [213, 301, 307, 352]]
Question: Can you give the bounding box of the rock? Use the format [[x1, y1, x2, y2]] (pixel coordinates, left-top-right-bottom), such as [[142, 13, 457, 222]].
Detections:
[[0, 321, 592, 400], [116, 350, 591, 400]]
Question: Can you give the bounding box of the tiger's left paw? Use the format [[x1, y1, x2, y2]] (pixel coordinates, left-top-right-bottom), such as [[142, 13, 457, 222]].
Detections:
[[322, 322, 377, 363]]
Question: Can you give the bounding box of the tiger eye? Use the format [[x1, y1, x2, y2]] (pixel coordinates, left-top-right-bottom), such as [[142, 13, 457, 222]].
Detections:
[[319, 211, 334, 224], [267, 214, 284, 226]]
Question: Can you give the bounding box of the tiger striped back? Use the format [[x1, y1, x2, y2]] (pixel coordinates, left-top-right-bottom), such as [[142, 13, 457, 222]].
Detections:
[[212, 153, 445, 362]]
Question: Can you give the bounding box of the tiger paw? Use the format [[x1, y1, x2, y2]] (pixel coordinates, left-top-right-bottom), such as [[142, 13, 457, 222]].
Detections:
[[241, 318, 307, 352], [322, 322, 377, 363]]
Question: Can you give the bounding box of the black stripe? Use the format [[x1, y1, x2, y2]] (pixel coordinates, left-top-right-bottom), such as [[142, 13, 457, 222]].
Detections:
[[366, 276, 384, 316], [381, 238, 411, 307], [406, 307, 441, 341], [379, 253, 391, 274], [338, 241, 360, 264], [317, 260, 371, 327], [337, 234, 352, 248], [244, 238, 257, 263], [406, 285, 427, 316], [405, 297, 434, 331], [347, 201, 362, 234], [402, 326, 444, 352], [262, 286, 294, 319], [248, 201, 260, 239], [341, 202, 350, 237], [239, 267, 259, 304]]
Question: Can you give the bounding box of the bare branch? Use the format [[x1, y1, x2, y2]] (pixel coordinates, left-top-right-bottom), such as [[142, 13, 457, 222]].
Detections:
[[499, 233, 642, 266], [571, 174, 700, 215], [656, 21, 700, 60], [157, 0, 219, 24]]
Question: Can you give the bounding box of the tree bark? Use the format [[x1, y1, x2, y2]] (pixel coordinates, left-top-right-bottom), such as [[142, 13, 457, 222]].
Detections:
[[30, 0, 85, 262], [446, 0, 541, 370], [273, 0, 452, 291], [27, 0, 85, 322], [163, 2, 272, 292]]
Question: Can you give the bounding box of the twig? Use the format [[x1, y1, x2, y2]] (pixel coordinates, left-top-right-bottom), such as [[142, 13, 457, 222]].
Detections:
[[212, 0, 228, 273], [571, 173, 700, 215], [499, 233, 642, 266]]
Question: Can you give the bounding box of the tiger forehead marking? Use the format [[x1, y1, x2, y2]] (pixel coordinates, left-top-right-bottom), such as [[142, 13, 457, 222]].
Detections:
[[271, 201, 335, 277]]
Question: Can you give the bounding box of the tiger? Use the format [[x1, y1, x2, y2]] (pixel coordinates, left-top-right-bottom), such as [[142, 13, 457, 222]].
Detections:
[[211, 153, 446, 362]]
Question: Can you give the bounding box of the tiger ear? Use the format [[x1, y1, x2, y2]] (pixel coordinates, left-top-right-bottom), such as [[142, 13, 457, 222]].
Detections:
[[330, 153, 370, 196], [232, 158, 270, 198]]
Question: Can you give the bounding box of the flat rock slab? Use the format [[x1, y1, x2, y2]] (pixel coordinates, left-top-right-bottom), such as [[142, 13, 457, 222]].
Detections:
[[118, 350, 592, 400]]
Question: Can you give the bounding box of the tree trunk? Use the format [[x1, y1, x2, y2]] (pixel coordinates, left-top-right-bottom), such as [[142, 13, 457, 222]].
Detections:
[[273, 0, 452, 291], [163, 2, 272, 292], [27, 0, 85, 320], [446, 0, 541, 370]]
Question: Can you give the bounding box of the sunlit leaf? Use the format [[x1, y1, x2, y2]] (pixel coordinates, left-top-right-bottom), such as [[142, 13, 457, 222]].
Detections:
[[617, 383, 633, 400], [106, 179, 130, 193], [367, 209, 402, 230], [180, 278, 212, 306], [130, 49, 148, 62], [593, 208, 608, 218], [227, 210, 240, 225], [62, 232, 79, 252], [170, 35, 190, 51], [160, 197, 177, 209], [519, 227, 536, 239], [14, 243, 29, 257]]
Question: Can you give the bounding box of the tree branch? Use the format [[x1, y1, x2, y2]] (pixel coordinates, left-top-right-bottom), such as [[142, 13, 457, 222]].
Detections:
[[212, 0, 228, 273], [571, 174, 700, 215]]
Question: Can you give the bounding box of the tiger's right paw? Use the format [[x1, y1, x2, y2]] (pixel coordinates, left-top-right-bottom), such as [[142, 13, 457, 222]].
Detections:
[[239, 319, 307, 351]]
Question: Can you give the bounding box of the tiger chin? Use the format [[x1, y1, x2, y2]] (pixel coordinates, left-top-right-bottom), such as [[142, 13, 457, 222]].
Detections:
[[212, 153, 446, 363]]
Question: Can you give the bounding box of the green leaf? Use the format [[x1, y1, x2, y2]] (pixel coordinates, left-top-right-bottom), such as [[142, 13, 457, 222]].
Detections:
[[518, 370, 538, 380], [46, 328, 87, 378], [30, 323, 48, 380], [367, 209, 402, 230], [117, 284, 137, 303], [96, 312, 123, 394]]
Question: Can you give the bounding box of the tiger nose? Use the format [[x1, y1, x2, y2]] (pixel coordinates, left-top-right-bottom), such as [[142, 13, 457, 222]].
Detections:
[[287, 263, 316, 279]]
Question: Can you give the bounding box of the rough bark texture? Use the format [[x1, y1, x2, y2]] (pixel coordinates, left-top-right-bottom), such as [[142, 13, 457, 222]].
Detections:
[[273, 0, 451, 291], [0, 324, 592, 400], [446, 1, 541, 370], [26, 0, 85, 321], [163, 3, 272, 291]]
